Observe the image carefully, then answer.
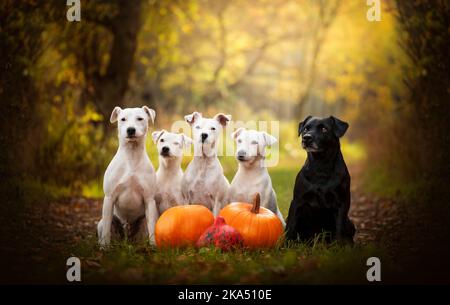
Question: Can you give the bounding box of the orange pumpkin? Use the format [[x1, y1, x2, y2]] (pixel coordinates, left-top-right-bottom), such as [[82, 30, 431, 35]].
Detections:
[[219, 193, 283, 248], [155, 205, 214, 248]]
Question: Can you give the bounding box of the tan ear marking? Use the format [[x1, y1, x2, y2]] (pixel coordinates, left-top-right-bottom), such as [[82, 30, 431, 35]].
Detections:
[[184, 112, 202, 125], [214, 113, 232, 127]]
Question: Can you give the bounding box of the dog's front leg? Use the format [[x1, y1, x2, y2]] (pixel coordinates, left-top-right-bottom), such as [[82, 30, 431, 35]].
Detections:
[[181, 179, 193, 204], [213, 190, 227, 216], [285, 199, 303, 241], [335, 206, 346, 242], [99, 195, 114, 247], [144, 196, 158, 245], [212, 195, 221, 216]]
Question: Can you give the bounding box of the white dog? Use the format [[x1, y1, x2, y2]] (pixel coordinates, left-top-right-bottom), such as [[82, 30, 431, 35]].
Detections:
[[228, 128, 286, 226], [181, 112, 231, 216], [97, 106, 158, 246], [152, 130, 192, 215]]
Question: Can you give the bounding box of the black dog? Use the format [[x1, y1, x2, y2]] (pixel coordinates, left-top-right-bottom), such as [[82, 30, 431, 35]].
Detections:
[[285, 116, 355, 243]]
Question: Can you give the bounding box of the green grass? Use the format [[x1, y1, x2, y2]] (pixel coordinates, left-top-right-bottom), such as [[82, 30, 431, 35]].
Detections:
[[71, 234, 385, 284]]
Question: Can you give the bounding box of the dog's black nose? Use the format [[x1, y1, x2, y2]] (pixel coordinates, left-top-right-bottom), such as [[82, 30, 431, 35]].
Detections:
[[127, 127, 136, 136], [237, 150, 246, 161], [201, 133, 208, 143], [162, 146, 170, 154], [302, 134, 312, 142]]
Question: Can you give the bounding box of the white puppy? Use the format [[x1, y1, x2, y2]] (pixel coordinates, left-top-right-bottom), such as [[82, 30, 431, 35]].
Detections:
[[152, 130, 192, 215], [228, 128, 286, 226], [97, 106, 158, 246], [181, 112, 231, 216]]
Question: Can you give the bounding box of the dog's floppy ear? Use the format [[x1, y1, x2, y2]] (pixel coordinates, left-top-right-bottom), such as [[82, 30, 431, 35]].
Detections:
[[110, 106, 122, 123], [180, 134, 193, 148], [261, 131, 277, 146], [142, 106, 156, 124], [214, 113, 232, 127], [330, 116, 349, 138], [152, 130, 165, 144], [231, 127, 245, 140], [185, 112, 202, 125], [298, 115, 312, 136]]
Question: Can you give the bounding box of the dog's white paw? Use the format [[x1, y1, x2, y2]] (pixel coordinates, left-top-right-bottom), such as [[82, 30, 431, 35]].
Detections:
[[148, 235, 156, 247], [98, 235, 111, 250]]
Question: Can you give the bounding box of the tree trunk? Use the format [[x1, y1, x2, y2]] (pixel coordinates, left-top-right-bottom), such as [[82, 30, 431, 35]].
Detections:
[[93, 0, 143, 125]]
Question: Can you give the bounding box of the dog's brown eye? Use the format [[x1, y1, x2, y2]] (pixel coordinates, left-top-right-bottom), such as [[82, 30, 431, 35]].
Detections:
[[137, 117, 143, 121], [322, 127, 328, 133], [304, 126, 310, 131], [160, 139, 164, 143], [121, 118, 126, 122], [211, 127, 216, 131]]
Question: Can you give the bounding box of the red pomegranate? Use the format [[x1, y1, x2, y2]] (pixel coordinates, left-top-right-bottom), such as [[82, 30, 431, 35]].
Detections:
[[196, 216, 244, 251]]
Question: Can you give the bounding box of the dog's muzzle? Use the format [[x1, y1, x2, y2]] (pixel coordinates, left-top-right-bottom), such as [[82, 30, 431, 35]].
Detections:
[[237, 150, 246, 161], [161, 146, 170, 157], [302, 134, 321, 152], [126, 127, 137, 139], [302, 134, 312, 144], [302, 134, 316, 148], [201, 133, 208, 143]]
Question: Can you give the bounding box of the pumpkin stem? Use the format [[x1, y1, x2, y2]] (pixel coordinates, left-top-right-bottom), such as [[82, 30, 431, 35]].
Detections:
[[251, 193, 261, 214]]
